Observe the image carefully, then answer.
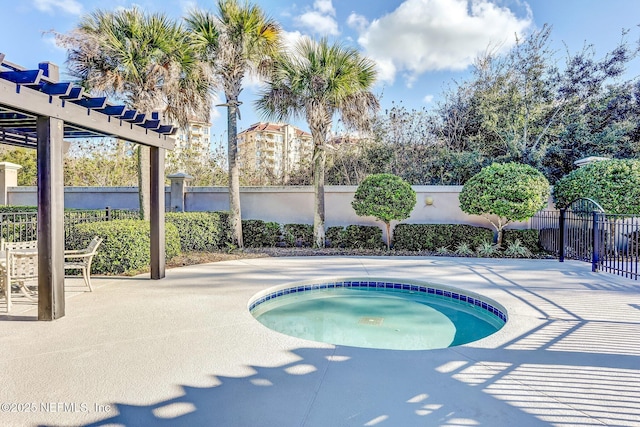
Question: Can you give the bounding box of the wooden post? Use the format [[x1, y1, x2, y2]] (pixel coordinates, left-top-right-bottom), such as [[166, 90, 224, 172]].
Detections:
[[150, 146, 165, 279], [37, 116, 65, 320]]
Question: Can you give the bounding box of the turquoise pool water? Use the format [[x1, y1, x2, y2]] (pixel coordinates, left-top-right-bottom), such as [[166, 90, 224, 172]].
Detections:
[[249, 280, 506, 350]]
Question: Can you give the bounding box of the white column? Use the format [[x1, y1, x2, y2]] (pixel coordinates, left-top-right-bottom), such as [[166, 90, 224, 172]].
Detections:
[[0, 162, 22, 205]]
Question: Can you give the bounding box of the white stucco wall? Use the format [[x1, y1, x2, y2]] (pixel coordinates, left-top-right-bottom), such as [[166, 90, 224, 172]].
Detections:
[[7, 185, 536, 242]]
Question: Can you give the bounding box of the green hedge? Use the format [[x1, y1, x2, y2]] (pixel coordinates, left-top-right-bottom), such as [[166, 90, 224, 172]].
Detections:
[[166, 211, 228, 251], [68, 220, 180, 274], [503, 229, 541, 253], [393, 224, 494, 251], [0, 205, 38, 213], [283, 224, 313, 247], [326, 226, 345, 248], [242, 219, 281, 247], [309, 225, 385, 249], [341, 225, 385, 249], [216, 211, 232, 246]]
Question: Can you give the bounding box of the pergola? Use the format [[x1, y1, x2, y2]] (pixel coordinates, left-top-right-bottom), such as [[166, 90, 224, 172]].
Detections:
[[0, 54, 175, 321]]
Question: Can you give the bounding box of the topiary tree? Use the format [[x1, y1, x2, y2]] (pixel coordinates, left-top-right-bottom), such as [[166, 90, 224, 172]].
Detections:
[[459, 162, 550, 246], [553, 159, 640, 214], [351, 173, 416, 249]]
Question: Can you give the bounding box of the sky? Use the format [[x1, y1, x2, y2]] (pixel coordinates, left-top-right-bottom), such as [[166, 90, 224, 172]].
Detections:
[[1, 0, 639, 145]]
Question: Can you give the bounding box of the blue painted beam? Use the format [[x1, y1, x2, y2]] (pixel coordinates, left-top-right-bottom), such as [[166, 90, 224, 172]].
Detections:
[[0, 69, 43, 84], [60, 87, 83, 100], [40, 82, 73, 96], [157, 125, 174, 134], [129, 113, 146, 124], [98, 105, 127, 116], [142, 119, 161, 129], [0, 112, 30, 120], [119, 109, 138, 121], [72, 97, 107, 109]]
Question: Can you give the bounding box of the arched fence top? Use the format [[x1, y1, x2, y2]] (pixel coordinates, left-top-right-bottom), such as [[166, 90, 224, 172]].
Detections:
[[566, 197, 605, 214]]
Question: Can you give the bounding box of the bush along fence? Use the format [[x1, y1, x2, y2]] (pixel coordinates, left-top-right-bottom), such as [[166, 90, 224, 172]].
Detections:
[[2, 207, 545, 275], [532, 198, 640, 280], [0, 206, 139, 244]]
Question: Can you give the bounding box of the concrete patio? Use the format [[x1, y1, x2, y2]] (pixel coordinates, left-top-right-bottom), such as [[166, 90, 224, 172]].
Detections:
[[1, 256, 639, 427]]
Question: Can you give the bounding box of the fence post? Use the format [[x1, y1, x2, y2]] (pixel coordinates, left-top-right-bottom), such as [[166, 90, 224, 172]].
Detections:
[[0, 162, 22, 205], [592, 211, 600, 272], [167, 172, 193, 212], [559, 208, 565, 262], [105, 206, 111, 221]]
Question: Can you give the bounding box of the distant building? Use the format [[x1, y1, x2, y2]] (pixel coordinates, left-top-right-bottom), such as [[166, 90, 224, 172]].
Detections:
[[172, 119, 211, 162], [237, 122, 312, 181]]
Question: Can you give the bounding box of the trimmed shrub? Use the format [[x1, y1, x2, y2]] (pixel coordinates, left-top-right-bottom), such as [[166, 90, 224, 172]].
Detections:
[[341, 225, 384, 249], [326, 226, 345, 248], [166, 211, 227, 252], [503, 229, 541, 253], [460, 162, 550, 245], [553, 159, 640, 214], [283, 224, 314, 247], [68, 219, 180, 275], [352, 173, 417, 249], [393, 224, 494, 251], [242, 219, 281, 247]]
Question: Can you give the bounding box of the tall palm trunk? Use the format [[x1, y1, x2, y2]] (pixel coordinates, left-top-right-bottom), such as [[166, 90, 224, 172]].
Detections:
[[137, 145, 151, 220], [312, 144, 326, 248], [227, 95, 243, 248]]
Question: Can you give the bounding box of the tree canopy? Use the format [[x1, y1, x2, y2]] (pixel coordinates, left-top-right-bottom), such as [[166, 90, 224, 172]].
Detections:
[[326, 25, 640, 187], [186, 0, 282, 248], [256, 37, 379, 247], [553, 159, 640, 214], [459, 162, 550, 245], [352, 173, 416, 249]]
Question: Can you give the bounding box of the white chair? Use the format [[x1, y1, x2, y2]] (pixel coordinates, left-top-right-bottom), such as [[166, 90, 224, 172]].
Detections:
[[4, 240, 38, 251], [64, 236, 103, 292], [5, 248, 39, 304], [2, 241, 39, 311]]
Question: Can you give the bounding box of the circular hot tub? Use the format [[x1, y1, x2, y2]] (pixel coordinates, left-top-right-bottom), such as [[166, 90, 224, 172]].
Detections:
[[249, 278, 507, 350]]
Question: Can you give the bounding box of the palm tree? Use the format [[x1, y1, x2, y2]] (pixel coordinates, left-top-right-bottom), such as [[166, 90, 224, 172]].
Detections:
[[56, 8, 213, 219], [256, 38, 379, 247], [186, 0, 282, 248]]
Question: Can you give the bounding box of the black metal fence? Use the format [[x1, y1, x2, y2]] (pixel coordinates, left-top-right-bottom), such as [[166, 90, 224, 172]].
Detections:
[[0, 207, 139, 243], [532, 200, 640, 280], [531, 209, 561, 257], [593, 213, 640, 280]]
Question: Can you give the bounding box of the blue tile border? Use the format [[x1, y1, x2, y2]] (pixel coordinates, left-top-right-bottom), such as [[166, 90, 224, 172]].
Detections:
[[249, 280, 508, 323]]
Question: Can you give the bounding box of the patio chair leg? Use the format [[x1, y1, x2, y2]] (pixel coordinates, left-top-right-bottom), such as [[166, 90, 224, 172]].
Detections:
[[1, 281, 10, 312], [18, 282, 37, 301], [82, 267, 93, 292]]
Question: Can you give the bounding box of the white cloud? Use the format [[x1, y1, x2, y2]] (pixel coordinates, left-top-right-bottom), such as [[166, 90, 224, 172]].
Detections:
[[295, 0, 339, 36], [347, 13, 368, 32], [355, 0, 532, 85], [297, 12, 339, 36], [314, 0, 335, 16], [423, 94, 434, 103], [33, 0, 83, 15]]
